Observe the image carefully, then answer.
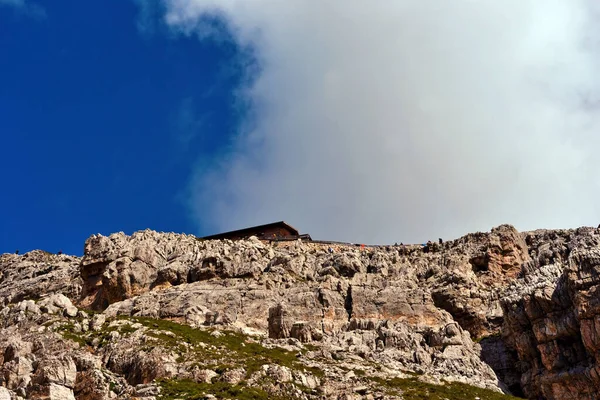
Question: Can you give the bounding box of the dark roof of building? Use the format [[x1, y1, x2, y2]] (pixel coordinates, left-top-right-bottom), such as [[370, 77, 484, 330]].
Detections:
[[200, 221, 300, 240]]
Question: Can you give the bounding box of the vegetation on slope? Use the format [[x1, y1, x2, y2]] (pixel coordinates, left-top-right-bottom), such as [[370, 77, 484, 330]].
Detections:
[[372, 376, 522, 400], [55, 315, 522, 399]]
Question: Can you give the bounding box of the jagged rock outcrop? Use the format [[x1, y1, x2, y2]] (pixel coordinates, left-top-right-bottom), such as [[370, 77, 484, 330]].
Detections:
[[5, 224, 600, 399], [78, 231, 499, 394], [501, 227, 600, 400], [0, 251, 81, 306], [0, 302, 126, 400], [81, 226, 529, 337]]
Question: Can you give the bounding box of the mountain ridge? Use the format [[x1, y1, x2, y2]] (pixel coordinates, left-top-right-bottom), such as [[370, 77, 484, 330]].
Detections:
[[1, 224, 599, 399]]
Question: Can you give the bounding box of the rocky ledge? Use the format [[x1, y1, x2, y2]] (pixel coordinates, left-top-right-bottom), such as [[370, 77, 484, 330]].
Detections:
[[1, 225, 599, 399]]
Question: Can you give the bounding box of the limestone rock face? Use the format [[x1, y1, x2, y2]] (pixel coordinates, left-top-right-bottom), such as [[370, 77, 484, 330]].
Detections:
[[0, 251, 81, 306], [76, 228, 518, 392], [6, 224, 600, 399], [0, 300, 132, 399], [85, 227, 530, 338], [48, 383, 76, 400], [0, 387, 10, 400], [32, 355, 77, 388], [501, 228, 600, 400]]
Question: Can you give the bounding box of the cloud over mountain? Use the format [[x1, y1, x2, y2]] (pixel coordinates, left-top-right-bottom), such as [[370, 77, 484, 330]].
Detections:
[[156, 0, 600, 243]]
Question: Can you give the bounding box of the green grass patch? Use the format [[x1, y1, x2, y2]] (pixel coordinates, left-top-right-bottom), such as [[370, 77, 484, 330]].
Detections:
[[159, 379, 288, 400], [302, 343, 319, 352], [131, 317, 323, 378], [371, 376, 522, 400], [56, 320, 139, 348], [57, 326, 88, 347]]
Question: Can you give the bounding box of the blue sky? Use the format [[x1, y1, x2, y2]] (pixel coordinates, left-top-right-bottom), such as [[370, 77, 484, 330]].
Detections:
[[3, 1, 600, 255], [0, 1, 245, 255]]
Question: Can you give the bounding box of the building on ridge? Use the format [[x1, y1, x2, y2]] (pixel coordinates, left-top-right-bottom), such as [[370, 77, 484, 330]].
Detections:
[[200, 221, 311, 242]]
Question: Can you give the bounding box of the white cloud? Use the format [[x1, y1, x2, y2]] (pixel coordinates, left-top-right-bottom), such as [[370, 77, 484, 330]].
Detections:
[[0, 0, 45, 19], [159, 0, 600, 243]]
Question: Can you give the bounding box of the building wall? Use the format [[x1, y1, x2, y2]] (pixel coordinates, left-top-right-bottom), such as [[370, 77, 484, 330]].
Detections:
[[212, 225, 296, 240], [257, 226, 296, 240]]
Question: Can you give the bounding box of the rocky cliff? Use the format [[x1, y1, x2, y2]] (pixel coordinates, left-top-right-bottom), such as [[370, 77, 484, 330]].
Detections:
[[1, 225, 599, 399]]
